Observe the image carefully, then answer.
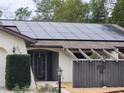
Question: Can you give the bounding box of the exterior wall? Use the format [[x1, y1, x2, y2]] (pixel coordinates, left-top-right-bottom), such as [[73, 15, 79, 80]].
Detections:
[[28, 48, 73, 82], [27, 47, 120, 83], [0, 48, 7, 87], [0, 30, 27, 87], [0, 30, 27, 54], [58, 49, 73, 82]]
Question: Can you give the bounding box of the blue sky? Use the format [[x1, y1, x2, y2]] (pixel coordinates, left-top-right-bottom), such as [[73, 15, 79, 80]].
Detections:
[[0, 0, 90, 18]]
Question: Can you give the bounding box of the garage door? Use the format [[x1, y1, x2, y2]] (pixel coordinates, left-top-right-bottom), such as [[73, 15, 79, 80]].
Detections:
[[73, 60, 124, 88], [0, 48, 7, 87]]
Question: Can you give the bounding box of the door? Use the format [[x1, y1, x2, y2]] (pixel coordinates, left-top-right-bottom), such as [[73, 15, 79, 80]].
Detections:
[[29, 50, 59, 81], [33, 52, 46, 81]]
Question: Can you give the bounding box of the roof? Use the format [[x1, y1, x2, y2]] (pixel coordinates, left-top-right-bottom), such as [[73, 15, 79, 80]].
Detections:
[[1, 20, 124, 42], [31, 40, 124, 49], [0, 26, 36, 43]]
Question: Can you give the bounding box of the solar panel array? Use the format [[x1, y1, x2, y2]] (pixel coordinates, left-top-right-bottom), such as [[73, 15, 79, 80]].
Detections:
[[1, 20, 124, 41]]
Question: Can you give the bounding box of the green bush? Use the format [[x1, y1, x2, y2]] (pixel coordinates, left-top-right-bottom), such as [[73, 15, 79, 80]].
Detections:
[[90, 53, 100, 59], [37, 84, 58, 93], [5, 54, 31, 90]]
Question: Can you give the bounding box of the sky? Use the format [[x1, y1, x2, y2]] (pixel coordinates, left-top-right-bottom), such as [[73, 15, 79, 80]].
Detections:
[[0, 0, 90, 18], [0, 0, 36, 18], [0, 0, 90, 11]]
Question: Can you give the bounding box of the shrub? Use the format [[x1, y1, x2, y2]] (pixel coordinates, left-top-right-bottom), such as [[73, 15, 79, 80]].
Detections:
[[5, 54, 31, 90], [90, 53, 100, 59], [37, 84, 58, 93], [13, 85, 28, 93]]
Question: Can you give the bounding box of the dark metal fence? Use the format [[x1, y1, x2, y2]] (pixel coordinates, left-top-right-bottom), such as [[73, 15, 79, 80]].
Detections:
[[73, 60, 124, 88]]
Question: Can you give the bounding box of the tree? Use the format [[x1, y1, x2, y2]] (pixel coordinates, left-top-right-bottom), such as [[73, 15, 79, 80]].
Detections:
[[0, 10, 3, 18], [15, 7, 32, 20], [52, 0, 88, 22], [110, 0, 124, 27], [89, 0, 108, 23], [33, 0, 53, 21]]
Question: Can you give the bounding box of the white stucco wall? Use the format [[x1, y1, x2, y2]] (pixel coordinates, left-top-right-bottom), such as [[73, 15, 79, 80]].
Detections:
[[0, 48, 7, 87], [58, 49, 73, 82], [0, 30, 27, 87], [28, 48, 73, 82], [0, 30, 27, 54]]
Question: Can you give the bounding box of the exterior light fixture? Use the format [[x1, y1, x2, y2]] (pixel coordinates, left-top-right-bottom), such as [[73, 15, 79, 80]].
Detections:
[[12, 46, 16, 54], [57, 67, 63, 93]]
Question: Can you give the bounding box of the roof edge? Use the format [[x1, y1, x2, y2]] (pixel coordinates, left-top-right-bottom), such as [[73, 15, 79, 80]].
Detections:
[[0, 26, 36, 43], [0, 19, 115, 24], [35, 39, 124, 42]]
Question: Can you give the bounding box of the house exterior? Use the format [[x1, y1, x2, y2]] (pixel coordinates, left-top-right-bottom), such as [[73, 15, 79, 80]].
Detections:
[[0, 20, 124, 88]]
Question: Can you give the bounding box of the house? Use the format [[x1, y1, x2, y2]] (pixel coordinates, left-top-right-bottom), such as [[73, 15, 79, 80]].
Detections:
[[0, 20, 124, 88]]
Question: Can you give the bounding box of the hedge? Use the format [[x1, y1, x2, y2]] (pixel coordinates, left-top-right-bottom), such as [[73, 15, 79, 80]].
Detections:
[[5, 54, 31, 90]]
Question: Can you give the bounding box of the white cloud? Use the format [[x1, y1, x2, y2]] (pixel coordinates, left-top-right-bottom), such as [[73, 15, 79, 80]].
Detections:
[[0, 0, 36, 19], [0, 0, 36, 12]]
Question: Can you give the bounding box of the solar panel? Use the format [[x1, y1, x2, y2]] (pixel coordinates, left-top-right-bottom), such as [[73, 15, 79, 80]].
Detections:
[[48, 32, 65, 39], [109, 33, 124, 40], [39, 22, 59, 33], [26, 22, 51, 39], [26, 22, 43, 32], [50, 22, 69, 32], [87, 33, 104, 40], [87, 24, 108, 34], [21, 31, 37, 38], [1, 20, 124, 41], [75, 34, 91, 40], [60, 23, 82, 34], [1, 20, 15, 26], [14, 21, 31, 32], [61, 32, 78, 39], [36, 32, 52, 39], [72, 23, 95, 34], [99, 33, 115, 40], [101, 25, 124, 40]]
